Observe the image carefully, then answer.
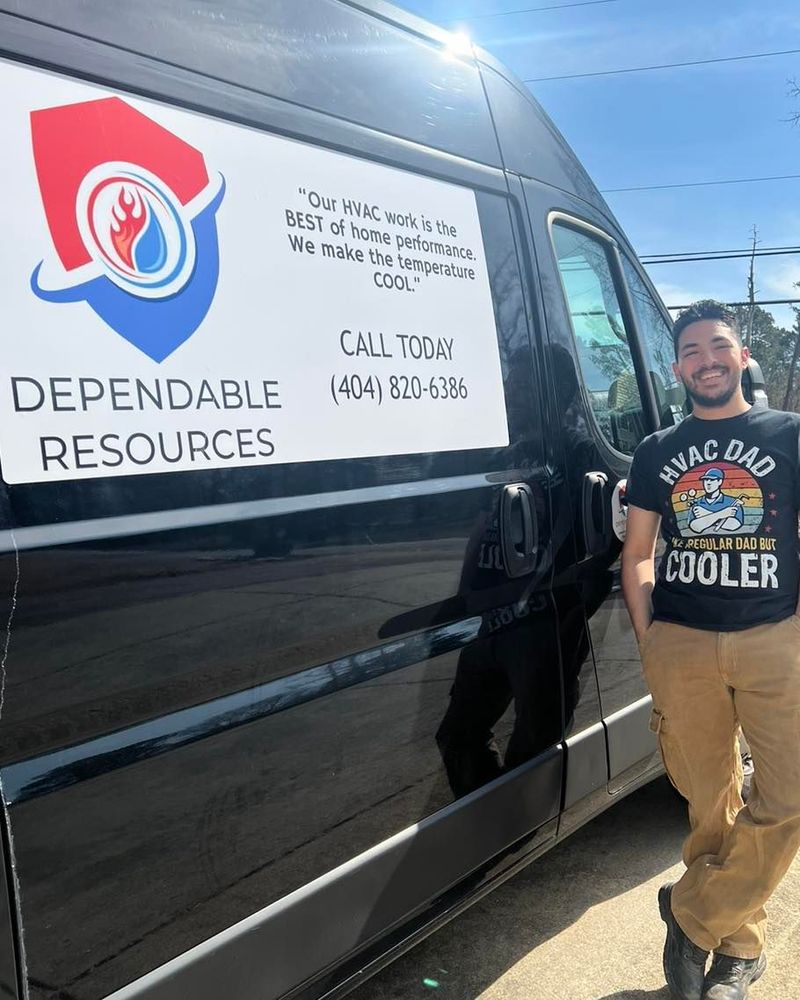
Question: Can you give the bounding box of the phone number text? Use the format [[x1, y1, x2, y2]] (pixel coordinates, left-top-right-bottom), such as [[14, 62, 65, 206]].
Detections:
[[330, 374, 469, 407]]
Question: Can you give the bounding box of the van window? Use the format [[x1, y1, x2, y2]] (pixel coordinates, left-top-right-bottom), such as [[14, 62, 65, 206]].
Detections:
[[621, 256, 683, 425], [552, 222, 646, 455]]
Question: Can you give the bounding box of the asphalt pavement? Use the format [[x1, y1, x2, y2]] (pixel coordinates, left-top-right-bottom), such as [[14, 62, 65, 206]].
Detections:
[[352, 776, 800, 1000]]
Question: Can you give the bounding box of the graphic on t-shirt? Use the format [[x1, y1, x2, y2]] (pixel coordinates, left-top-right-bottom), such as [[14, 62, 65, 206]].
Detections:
[[630, 422, 797, 613], [672, 461, 763, 537]]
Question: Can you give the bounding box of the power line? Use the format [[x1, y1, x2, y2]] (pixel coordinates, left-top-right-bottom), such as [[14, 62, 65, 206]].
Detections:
[[642, 248, 800, 265], [447, 0, 622, 20], [524, 46, 800, 82], [666, 298, 800, 311], [602, 172, 800, 194], [642, 244, 800, 259]]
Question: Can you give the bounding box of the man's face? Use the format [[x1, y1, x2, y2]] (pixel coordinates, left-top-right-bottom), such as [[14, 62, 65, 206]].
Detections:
[[672, 320, 749, 409], [701, 474, 722, 497]]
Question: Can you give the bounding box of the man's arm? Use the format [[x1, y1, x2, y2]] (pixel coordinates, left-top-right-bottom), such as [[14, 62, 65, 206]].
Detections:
[[622, 504, 661, 643], [688, 496, 745, 534], [688, 506, 724, 533], [689, 507, 738, 533]]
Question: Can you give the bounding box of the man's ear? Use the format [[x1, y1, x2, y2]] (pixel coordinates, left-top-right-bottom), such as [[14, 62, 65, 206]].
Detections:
[[740, 345, 751, 369], [672, 360, 683, 383]]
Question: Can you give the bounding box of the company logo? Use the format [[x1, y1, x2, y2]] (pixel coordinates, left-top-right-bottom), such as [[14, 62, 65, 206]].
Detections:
[[78, 163, 196, 297], [30, 97, 225, 362]]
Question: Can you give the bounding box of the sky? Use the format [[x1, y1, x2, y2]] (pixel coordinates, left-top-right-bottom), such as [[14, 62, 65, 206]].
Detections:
[[398, 0, 800, 329]]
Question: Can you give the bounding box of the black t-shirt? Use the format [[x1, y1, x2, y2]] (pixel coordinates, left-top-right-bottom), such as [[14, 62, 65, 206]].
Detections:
[[627, 407, 800, 630]]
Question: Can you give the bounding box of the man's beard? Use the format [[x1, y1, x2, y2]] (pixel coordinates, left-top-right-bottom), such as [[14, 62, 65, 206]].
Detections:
[[685, 369, 742, 409]]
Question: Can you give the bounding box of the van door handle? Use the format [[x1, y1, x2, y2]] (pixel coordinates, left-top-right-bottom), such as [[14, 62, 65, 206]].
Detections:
[[500, 484, 538, 578], [582, 471, 609, 557]]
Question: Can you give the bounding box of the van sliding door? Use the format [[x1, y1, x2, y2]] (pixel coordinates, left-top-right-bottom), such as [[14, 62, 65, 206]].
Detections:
[[520, 180, 663, 795]]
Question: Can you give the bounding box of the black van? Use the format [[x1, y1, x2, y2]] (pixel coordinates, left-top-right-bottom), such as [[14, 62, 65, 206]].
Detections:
[[0, 3, 700, 999]]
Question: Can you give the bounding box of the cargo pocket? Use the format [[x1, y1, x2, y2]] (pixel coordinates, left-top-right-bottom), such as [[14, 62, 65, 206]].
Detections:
[[650, 708, 691, 800]]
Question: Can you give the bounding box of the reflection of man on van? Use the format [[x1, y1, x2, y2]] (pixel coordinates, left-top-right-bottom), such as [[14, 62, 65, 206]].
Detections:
[[433, 346, 605, 799], [688, 468, 745, 534]]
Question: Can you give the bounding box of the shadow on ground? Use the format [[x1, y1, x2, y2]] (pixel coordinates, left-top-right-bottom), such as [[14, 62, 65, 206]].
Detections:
[[350, 776, 687, 999], [597, 992, 671, 1000]]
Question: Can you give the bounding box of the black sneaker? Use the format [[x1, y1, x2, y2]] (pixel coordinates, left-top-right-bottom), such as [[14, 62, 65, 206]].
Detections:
[[658, 883, 710, 1000], [702, 952, 767, 999]]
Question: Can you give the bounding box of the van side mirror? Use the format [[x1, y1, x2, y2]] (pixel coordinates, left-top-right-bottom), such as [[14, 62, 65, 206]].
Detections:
[[742, 357, 768, 409]]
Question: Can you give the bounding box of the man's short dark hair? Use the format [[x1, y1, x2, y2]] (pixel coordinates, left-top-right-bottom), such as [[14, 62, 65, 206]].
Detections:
[[672, 300, 741, 357]]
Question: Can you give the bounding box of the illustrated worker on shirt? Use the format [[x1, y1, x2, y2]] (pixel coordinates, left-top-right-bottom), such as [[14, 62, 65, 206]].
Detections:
[[689, 468, 745, 534]]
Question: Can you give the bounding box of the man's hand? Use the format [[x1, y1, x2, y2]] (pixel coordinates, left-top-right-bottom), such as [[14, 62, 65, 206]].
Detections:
[[622, 505, 661, 643]]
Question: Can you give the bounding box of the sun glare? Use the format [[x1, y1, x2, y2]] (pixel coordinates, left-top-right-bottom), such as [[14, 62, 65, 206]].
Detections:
[[443, 30, 473, 60]]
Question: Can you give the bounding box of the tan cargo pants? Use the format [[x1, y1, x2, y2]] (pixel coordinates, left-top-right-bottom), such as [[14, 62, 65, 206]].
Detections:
[[639, 615, 800, 958]]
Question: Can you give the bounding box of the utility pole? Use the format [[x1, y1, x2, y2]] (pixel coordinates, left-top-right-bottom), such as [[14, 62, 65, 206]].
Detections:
[[746, 225, 758, 349]]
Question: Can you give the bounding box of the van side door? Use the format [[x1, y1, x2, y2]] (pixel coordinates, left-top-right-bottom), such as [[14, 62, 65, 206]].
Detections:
[[521, 182, 663, 790]]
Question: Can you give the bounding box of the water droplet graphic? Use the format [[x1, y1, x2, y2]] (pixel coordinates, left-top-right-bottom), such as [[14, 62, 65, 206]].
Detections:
[[134, 201, 168, 274]]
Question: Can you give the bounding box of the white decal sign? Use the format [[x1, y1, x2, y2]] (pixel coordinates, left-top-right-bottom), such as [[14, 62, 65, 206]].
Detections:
[[0, 60, 509, 484]]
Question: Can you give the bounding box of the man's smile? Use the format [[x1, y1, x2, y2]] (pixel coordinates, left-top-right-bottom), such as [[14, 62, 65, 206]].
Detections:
[[694, 367, 730, 387]]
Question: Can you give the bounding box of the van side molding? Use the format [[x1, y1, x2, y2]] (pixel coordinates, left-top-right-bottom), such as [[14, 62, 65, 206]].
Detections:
[[102, 748, 562, 1000]]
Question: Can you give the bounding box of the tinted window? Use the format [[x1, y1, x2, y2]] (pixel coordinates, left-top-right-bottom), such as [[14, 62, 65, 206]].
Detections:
[[552, 222, 646, 455], [3, 0, 501, 166], [621, 256, 683, 425]]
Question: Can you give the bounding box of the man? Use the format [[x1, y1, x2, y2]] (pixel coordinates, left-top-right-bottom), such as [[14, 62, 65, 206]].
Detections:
[[688, 468, 745, 535], [622, 300, 800, 1000]]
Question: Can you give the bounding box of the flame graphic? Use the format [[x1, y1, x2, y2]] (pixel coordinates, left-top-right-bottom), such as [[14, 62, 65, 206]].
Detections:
[[109, 187, 147, 269]]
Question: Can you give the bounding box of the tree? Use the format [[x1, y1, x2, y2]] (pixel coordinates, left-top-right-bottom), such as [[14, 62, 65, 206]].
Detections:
[[788, 78, 800, 127], [783, 305, 800, 412], [732, 304, 799, 411]]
